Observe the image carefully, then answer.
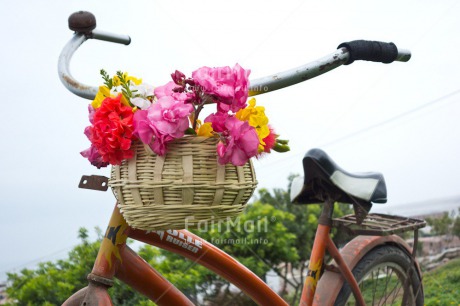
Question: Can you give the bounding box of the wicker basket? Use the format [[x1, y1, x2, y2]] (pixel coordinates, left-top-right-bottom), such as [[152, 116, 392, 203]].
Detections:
[[109, 137, 257, 230]]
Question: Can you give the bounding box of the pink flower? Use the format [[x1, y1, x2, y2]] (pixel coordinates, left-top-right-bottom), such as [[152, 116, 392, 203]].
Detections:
[[154, 81, 181, 99], [80, 145, 109, 169], [133, 97, 192, 156], [217, 117, 259, 166], [204, 112, 230, 133], [133, 110, 155, 144], [192, 64, 250, 113], [148, 96, 193, 138], [133, 109, 175, 156], [171, 70, 186, 85], [88, 105, 96, 124], [154, 81, 193, 103], [150, 130, 174, 156]]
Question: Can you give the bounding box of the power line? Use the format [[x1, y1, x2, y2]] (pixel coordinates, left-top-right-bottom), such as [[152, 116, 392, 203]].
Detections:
[[319, 88, 460, 148], [0, 245, 74, 278], [312, 1, 459, 146], [256, 88, 460, 171]]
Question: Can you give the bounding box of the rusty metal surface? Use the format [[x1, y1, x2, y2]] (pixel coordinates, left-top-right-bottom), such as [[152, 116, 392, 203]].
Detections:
[[301, 224, 331, 306], [79, 175, 109, 191], [66, 205, 193, 305], [314, 235, 418, 305], [87, 273, 114, 287], [62, 287, 88, 306], [58, 33, 99, 100], [326, 236, 365, 306], [327, 236, 366, 306], [333, 213, 426, 236], [248, 48, 349, 96], [61, 73, 95, 93], [68, 11, 96, 33], [62, 284, 113, 306]]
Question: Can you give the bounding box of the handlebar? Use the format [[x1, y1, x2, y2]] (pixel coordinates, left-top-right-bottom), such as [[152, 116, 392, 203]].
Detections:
[[58, 11, 411, 100]]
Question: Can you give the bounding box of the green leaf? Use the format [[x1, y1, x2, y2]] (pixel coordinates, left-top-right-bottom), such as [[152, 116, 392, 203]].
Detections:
[[184, 128, 197, 135], [273, 142, 290, 152]]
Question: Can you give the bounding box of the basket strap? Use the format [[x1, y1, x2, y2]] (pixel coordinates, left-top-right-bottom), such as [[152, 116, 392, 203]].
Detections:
[[153, 155, 165, 204], [182, 155, 194, 205], [232, 166, 246, 206], [213, 161, 226, 205], [128, 155, 142, 205]]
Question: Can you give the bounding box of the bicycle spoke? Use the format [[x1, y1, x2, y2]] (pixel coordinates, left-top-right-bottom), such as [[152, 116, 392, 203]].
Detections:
[[372, 267, 380, 304], [343, 260, 418, 306], [379, 268, 397, 305], [382, 270, 403, 305]]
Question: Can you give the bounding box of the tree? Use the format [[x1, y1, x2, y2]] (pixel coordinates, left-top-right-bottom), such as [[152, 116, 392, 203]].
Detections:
[[453, 214, 460, 238], [6, 228, 100, 305], [6, 176, 352, 305], [426, 212, 453, 236], [193, 200, 299, 305]]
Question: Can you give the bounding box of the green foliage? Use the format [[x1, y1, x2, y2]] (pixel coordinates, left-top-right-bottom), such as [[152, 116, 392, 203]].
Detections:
[[199, 201, 299, 282], [423, 257, 460, 304], [427, 212, 454, 236], [146, 250, 214, 303], [5, 176, 353, 305], [453, 208, 460, 237], [426, 209, 460, 237], [115, 71, 134, 103], [6, 228, 101, 306], [100, 69, 113, 89]]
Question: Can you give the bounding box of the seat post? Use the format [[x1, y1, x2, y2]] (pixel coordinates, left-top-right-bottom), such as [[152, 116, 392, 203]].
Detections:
[[318, 197, 335, 226], [300, 198, 335, 305]]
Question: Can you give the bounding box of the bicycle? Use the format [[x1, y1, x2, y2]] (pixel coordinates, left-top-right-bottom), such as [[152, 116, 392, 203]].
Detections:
[[59, 11, 426, 306]]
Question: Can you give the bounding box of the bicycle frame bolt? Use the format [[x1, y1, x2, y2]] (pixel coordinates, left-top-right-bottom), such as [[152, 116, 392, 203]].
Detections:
[[68, 11, 96, 34]]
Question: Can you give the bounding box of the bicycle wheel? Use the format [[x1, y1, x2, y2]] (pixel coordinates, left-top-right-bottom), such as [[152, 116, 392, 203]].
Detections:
[[334, 245, 423, 306]]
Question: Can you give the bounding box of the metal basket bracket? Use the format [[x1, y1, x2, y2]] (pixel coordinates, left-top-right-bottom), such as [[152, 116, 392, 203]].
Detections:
[[79, 175, 109, 191]]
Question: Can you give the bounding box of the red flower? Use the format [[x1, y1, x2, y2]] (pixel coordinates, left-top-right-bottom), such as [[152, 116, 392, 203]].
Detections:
[[262, 127, 277, 153], [89, 95, 135, 165]]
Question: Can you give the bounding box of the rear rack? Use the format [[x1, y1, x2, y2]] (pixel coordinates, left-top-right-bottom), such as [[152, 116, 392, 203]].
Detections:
[[332, 213, 426, 236]]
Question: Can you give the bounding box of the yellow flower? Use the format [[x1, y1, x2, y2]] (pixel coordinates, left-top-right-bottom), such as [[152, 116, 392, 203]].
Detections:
[[236, 98, 270, 152], [236, 98, 259, 121], [91, 86, 111, 109], [127, 75, 142, 85], [251, 116, 270, 151], [120, 95, 131, 107], [113, 73, 142, 87], [196, 121, 214, 137], [112, 75, 121, 87]]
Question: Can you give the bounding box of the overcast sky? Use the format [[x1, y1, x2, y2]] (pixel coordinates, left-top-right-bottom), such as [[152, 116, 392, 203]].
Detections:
[[1, 0, 460, 282]]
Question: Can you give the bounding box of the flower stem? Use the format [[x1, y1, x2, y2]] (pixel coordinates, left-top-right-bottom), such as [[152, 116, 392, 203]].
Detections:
[[193, 103, 205, 130]]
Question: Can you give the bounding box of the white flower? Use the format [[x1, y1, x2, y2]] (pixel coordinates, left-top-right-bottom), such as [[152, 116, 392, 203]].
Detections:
[[131, 97, 152, 110], [128, 83, 155, 110], [131, 83, 155, 98]]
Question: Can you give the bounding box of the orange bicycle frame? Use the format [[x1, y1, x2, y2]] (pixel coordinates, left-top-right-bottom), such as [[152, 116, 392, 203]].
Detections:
[[64, 201, 369, 306]]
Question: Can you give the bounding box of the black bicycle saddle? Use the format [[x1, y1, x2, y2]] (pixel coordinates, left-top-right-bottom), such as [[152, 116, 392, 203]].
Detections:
[[290, 148, 387, 206]]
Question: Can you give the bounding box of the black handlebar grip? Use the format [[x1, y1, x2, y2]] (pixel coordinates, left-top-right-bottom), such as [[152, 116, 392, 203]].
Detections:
[[337, 40, 398, 65]]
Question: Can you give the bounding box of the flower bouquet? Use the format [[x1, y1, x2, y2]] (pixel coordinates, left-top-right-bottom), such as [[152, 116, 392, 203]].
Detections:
[[81, 64, 289, 230]]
